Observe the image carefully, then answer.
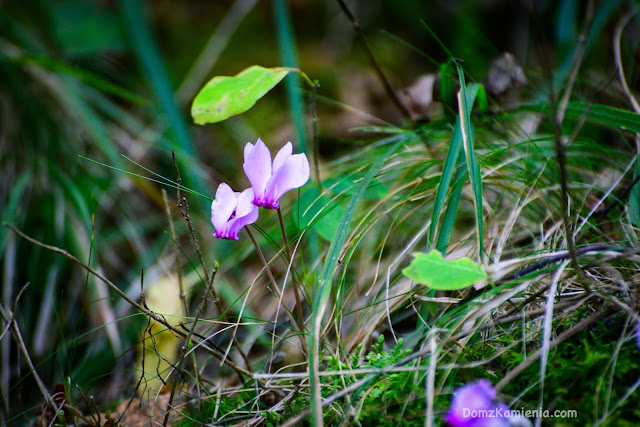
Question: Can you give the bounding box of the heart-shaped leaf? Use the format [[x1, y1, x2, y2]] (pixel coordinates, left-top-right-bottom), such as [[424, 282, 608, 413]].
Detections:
[[191, 65, 293, 124], [403, 250, 487, 290]]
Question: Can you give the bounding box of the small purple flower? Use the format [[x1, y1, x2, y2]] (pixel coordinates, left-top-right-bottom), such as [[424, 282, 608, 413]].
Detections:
[[210, 183, 259, 240], [243, 138, 310, 209], [445, 379, 512, 427], [636, 319, 640, 350]]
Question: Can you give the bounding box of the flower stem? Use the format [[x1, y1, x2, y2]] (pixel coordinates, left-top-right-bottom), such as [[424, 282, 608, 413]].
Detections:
[[245, 226, 308, 355], [277, 207, 305, 327]]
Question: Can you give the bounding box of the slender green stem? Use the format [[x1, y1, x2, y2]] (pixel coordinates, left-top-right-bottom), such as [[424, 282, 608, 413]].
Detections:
[[245, 227, 308, 355], [309, 80, 322, 186], [277, 207, 304, 328]]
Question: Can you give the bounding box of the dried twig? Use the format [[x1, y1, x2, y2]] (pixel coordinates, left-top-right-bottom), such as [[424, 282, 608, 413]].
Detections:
[[3, 222, 252, 380], [335, 0, 412, 121], [545, 0, 595, 289], [171, 151, 226, 318], [0, 302, 59, 418], [162, 189, 188, 320]]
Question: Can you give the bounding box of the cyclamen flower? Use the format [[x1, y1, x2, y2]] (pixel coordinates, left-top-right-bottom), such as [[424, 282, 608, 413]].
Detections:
[[210, 183, 259, 240], [445, 379, 525, 427], [243, 138, 310, 209]]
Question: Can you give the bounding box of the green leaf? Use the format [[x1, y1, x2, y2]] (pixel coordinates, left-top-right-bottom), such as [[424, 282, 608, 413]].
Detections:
[[294, 187, 346, 242], [403, 250, 487, 290], [191, 65, 293, 124]]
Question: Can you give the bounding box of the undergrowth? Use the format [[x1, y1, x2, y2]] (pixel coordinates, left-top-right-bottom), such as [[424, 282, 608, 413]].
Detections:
[[2, 1, 640, 426]]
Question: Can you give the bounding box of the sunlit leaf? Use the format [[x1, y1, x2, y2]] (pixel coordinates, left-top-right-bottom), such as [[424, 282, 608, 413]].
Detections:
[[403, 250, 487, 290], [191, 65, 294, 124]]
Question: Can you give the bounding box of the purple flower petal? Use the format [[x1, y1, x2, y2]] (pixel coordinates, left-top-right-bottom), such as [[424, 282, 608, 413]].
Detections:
[[271, 141, 293, 176], [268, 152, 310, 203], [226, 188, 259, 237], [211, 184, 259, 240], [636, 319, 640, 350], [445, 380, 512, 427], [243, 138, 272, 202], [243, 139, 310, 209], [211, 183, 236, 232]]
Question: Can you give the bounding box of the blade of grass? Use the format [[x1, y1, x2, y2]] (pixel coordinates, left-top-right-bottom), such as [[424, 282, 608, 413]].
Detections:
[[273, 0, 322, 261], [273, 0, 307, 155], [427, 81, 481, 251], [119, 0, 208, 209], [176, 0, 258, 105], [78, 155, 213, 201], [13, 53, 146, 104], [534, 101, 640, 134], [427, 120, 462, 250], [455, 61, 484, 261], [551, 0, 621, 94], [440, 61, 455, 121], [308, 135, 405, 426], [435, 152, 467, 254], [0, 170, 31, 260]]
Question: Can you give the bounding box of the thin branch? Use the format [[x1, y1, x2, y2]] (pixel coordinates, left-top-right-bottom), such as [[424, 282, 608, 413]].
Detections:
[[3, 222, 252, 380], [162, 189, 189, 321], [533, 0, 595, 290], [0, 303, 59, 417], [335, 0, 412, 121], [75, 385, 101, 426], [172, 151, 226, 317]]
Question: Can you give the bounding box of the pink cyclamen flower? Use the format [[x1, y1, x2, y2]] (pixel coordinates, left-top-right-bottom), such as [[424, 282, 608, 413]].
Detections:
[[243, 138, 310, 209], [210, 183, 259, 240], [445, 379, 514, 427]]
